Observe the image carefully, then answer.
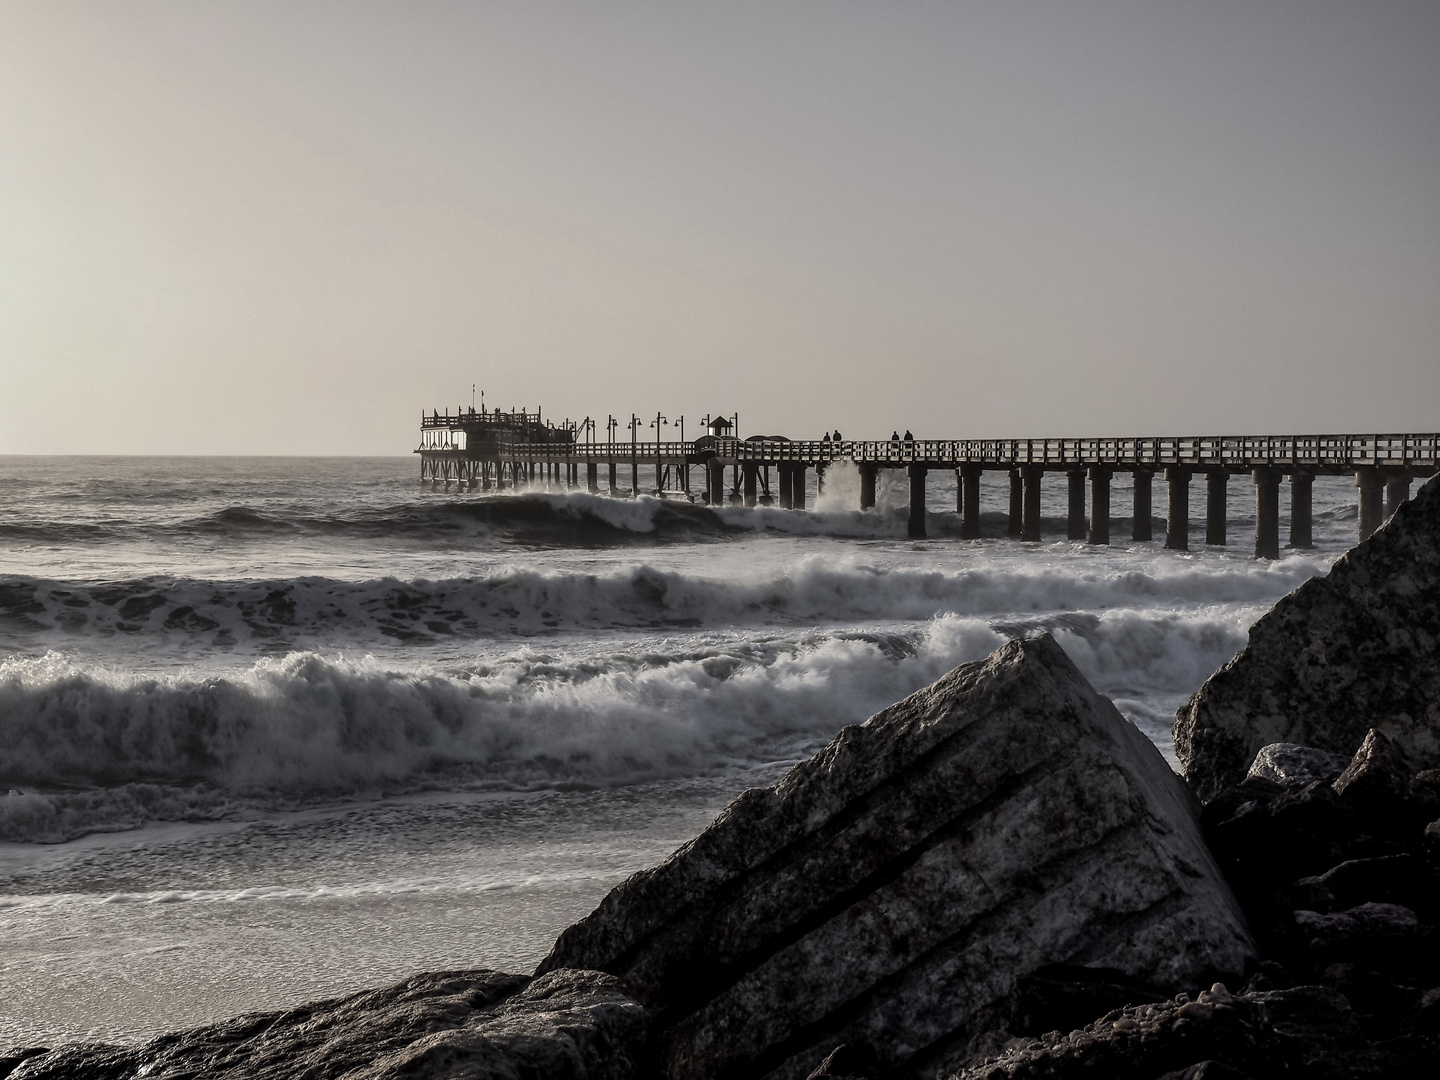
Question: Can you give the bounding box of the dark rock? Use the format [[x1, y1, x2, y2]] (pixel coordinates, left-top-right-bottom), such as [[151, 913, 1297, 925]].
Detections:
[[9, 968, 646, 1080], [805, 1044, 878, 1079], [1156, 1062, 1256, 1080], [1293, 902, 1429, 974], [1245, 743, 1347, 788], [1000, 965, 1168, 1040], [1332, 729, 1440, 837], [1290, 854, 1436, 917], [1174, 473, 1440, 803], [1239, 961, 1296, 995], [1418, 986, 1440, 1033], [539, 635, 1256, 1080], [1320, 963, 1410, 1014], [951, 984, 1391, 1080], [0, 1051, 46, 1080]]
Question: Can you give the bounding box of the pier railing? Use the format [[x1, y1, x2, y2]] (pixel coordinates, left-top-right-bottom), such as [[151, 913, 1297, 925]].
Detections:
[[438, 433, 1440, 471]]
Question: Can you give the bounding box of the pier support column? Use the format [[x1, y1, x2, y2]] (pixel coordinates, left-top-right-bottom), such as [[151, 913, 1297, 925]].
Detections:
[[959, 464, 982, 540], [1088, 466, 1111, 545], [586, 463, 598, 494], [607, 462, 618, 496], [1356, 467, 1385, 541], [630, 460, 639, 497], [778, 465, 793, 510], [706, 459, 725, 506], [1288, 471, 1313, 549], [1008, 469, 1024, 538], [742, 463, 758, 507], [1132, 470, 1154, 541], [1021, 466, 1043, 542], [907, 464, 927, 539], [1253, 467, 1282, 560], [1067, 470, 1086, 541], [1206, 471, 1228, 546], [1164, 467, 1190, 551], [859, 463, 878, 510], [815, 463, 826, 500], [792, 466, 807, 511], [1385, 468, 1411, 519]]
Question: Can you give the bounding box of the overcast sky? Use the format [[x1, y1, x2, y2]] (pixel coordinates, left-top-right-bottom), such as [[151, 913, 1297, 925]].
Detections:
[[2, 1, 1437, 454]]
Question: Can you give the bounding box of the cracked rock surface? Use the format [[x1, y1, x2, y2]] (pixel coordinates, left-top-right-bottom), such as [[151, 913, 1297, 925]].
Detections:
[[540, 634, 1255, 1080], [1175, 473, 1440, 803], [2, 968, 646, 1080]]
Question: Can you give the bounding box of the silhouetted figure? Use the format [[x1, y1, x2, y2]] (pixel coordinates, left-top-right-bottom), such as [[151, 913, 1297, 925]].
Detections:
[[903, 429, 913, 441], [822, 431, 831, 442], [832, 430, 842, 441], [891, 431, 900, 442]]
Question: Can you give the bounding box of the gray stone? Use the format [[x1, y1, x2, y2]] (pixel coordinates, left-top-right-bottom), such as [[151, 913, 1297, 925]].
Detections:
[[1244, 743, 1347, 788], [8, 968, 646, 1080], [951, 984, 1393, 1080], [539, 634, 1256, 1080], [1175, 473, 1440, 803]]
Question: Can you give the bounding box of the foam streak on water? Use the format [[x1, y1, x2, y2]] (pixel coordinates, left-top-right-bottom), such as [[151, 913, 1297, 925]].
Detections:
[[0, 456, 1357, 1044]]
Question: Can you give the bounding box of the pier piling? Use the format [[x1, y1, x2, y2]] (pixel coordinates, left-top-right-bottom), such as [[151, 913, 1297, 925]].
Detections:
[[1133, 470, 1154, 542], [959, 464, 982, 540], [1288, 472, 1313, 549], [1356, 468, 1385, 541], [1385, 468, 1411, 519], [1067, 470, 1086, 540], [859, 464, 878, 510], [1253, 467, 1282, 560], [1021, 466, 1043, 542], [907, 465, 927, 539], [1164, 467, 1190, 551], [1206, 471, 1227, 546], [1008, 469, 1023, 538], [1088, 466, 1111, 545]]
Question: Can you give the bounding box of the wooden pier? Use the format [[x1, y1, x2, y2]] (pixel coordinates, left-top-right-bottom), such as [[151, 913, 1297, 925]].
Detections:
[[417, 406, 1438, 558]]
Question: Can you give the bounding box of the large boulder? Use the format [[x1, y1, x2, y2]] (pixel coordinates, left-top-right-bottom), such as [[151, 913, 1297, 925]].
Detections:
[[1175, 473, 1440, 803], [538, 634, 1256, 1080], [6, 968, 646, 1080]]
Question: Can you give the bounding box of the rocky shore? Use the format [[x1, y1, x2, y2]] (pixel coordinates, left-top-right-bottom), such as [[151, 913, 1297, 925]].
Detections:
[[6, 475, 1438, 1079]]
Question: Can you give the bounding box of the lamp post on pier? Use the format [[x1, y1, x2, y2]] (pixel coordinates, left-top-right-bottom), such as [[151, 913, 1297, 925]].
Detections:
[[650, 413, 669, 495]]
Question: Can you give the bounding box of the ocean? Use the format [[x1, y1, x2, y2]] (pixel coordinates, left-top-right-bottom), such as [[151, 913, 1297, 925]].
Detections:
[[0, 454, 1358, 1046]]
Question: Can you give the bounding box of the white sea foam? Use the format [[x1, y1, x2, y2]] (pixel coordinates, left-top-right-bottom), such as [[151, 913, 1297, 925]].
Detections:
[[0, 599, 1261, 841]]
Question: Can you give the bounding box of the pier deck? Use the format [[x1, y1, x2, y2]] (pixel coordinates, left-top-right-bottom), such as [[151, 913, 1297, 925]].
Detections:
[[416, 407, 1437, 558]]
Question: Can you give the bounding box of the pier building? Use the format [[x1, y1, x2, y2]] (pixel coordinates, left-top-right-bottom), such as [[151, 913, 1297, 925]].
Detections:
[[417, 406, 1437, 558]]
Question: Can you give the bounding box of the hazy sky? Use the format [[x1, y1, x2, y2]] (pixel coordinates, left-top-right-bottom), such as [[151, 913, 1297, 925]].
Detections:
[[2, 1, 1437, 454]]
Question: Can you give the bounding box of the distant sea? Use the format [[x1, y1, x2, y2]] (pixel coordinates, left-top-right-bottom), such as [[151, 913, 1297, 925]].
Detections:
[[0, 455, 1357, 1044]]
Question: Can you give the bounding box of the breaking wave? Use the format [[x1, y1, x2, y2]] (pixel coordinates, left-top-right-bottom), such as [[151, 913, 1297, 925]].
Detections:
[[0, 603, 1263, 843], [0, 550, 1325, 651]]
